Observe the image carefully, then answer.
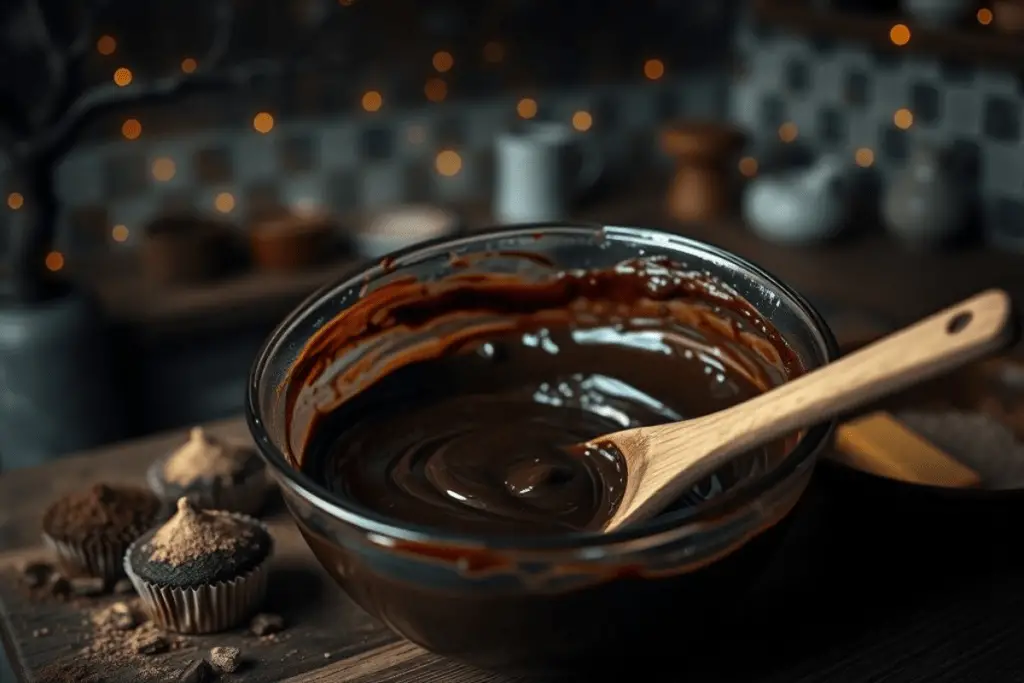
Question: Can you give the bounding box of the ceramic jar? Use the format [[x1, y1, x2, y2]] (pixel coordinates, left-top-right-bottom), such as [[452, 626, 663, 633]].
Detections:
[[881, 145, 968, 249], [742, 154, 850, 245]]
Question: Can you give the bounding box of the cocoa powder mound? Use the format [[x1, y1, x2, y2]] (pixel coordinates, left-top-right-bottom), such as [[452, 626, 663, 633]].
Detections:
[[148, 498, 252, 566], [162, 427, 252, 487], [42, 484, 162, 542]]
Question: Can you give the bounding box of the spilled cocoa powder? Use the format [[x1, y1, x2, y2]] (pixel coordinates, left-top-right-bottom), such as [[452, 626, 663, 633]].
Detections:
[[149, 498, 252, 566], [163, 427, 252, 486]]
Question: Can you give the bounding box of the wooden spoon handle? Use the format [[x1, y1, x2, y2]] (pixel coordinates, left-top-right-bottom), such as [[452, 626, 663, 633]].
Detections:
[[678, 289, 1016, 459]]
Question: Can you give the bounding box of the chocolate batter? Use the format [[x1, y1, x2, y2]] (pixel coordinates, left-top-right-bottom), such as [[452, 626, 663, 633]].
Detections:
[[287, 256, 803, 535]]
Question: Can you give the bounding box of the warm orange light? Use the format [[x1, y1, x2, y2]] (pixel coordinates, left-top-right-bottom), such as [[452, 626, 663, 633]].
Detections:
[[181, 57, 198, 74], [214, 192, 235, 213], [111, 225, 129, 242], [407, 125, 426, 144], [894, 108, 913, 130], [738, 157, 758, 177], [432, 51, 454, 73], [253, 112, 274, 133], [44, 251, 64, 272], [889, 24, 911, 46], [96, 35, 116, 56], [121, 118, 142, 140], [151, 158, 176, 182], [7, 192, 24, 210], [113, 67, 133, 87], [361, 90, 383, 112], [855, 147, 875, 168], [483, 41, 504, 63], [435, 150, 462, 177], [572, 110, 593, 132], [778, 122, 799, 143], [424, 78, 447, 102], [977, 8, 993, 24], [644, 58, 665, 81], [517, 98, 538, 119]]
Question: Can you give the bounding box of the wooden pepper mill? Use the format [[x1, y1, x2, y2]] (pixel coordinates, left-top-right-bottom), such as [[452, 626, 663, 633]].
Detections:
[[662, 122, 745, 223]]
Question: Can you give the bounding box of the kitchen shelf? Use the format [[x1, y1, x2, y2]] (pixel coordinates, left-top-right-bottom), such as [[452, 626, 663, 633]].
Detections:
[[752, 0, 1024, 70]]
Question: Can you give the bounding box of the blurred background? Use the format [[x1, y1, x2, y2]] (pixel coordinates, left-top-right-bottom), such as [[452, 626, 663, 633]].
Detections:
[[0, 0, 1022, 471]]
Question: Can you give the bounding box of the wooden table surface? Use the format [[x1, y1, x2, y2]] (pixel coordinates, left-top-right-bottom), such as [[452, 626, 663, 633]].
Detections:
[[5, 306, 1024, 682]]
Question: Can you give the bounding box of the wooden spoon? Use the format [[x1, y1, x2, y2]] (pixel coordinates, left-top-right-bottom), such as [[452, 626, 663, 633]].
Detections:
[[598, 289, 1015, 531]]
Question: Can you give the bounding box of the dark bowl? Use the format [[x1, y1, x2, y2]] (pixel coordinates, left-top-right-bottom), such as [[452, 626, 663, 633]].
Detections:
[[245, 224, 839, 673]]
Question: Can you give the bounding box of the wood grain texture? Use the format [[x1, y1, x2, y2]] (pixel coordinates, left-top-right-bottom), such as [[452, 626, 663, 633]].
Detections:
[[605, 290, 1015, 529], [4, 323, 1024, 681]]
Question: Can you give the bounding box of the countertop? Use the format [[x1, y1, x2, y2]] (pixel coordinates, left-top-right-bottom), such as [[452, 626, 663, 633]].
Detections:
[[5, 318, 1024, 681]]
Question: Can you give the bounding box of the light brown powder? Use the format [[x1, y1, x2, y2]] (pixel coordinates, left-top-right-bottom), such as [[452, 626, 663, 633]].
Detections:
[[149, 498, 252, 566], [162, 427, 252, 486]]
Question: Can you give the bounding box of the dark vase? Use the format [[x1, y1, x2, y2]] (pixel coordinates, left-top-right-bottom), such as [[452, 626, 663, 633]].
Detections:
[[0, 283, 124, 470]]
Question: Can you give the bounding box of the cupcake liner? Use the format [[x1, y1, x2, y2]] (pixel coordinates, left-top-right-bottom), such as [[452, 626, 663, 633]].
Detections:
[[124, 513, 272, 635], [43, 533, 130, 582], [147, 456, 269, 516]]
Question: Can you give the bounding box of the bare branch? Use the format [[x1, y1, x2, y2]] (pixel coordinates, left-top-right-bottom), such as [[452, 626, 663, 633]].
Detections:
[[67, 0, 115, 63], [20, 61, 293, 160], [24, 0, 66, 127]]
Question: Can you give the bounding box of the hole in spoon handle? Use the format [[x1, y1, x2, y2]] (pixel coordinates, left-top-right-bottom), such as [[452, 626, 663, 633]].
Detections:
[[946, 311, 972, 334]]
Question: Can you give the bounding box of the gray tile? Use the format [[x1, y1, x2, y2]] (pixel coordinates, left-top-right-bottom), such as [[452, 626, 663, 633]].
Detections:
[[981, 144, 1024, 196]]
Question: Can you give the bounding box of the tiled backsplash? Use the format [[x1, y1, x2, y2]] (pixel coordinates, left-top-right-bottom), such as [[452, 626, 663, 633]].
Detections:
[[14, 76, 727, 255], [729, 15, 1024, 250], [0, 0, 738, 258]]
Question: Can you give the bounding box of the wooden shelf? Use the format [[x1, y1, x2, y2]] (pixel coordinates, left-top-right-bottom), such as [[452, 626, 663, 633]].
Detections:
[[753, 0, 1024, 71]]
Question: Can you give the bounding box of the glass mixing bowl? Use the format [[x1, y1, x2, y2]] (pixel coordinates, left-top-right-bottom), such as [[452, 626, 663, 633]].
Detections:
[[246, 224, 839, 673]]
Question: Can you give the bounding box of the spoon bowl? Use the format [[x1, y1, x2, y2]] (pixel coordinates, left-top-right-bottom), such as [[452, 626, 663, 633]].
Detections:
[[599, 289, 1017, 531]]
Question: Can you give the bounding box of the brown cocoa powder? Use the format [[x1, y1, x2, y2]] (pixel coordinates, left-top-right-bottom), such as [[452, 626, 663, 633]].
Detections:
[[149, 498, 252, 566], [42, 484, 161, 542], [162, 427, 252, 486]]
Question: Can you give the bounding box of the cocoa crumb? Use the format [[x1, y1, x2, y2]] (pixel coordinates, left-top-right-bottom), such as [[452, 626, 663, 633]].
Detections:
[[250, 612, 284, 636], [149, 498, 252, 566], [49, 574, 70, 598], [97, 602, 136, 631], [69, 576, 106, 597], [20, 560, 53, 587], [43, 483, 161, 543], [131, 630, 168, 655], [163, 427, 252, 487], [210, 645, 241, 673], [177, 658, 212, 683]]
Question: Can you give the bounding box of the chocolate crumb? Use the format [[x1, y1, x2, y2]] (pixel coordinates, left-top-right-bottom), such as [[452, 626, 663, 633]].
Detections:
[[104, 602, 137, 630], [70, 576, 106, 597], [49, 574, 70, 597], [177, 658, 212, 683], [131, 630, 168, 655], [149, 498, 251, 566], [112, 579, 135, 595], [250, 612, 284, 636], [21, 560, 53, 587], [163, 427, 251, 487], [210, 645, 241, 673]]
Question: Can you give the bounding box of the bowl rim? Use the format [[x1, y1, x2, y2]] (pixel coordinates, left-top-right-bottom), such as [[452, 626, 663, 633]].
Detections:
[[245, 222, 841, 551]]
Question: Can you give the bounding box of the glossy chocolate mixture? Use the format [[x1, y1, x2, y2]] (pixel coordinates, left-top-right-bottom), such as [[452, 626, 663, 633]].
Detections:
[[286, 255, 804, 535]]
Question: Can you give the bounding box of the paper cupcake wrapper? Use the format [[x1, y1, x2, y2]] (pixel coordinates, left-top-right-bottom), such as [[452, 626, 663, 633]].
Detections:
[[147, 457, 269, 517], [123, 513, 272, 635], [43, 533, 134, 582]]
